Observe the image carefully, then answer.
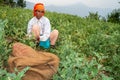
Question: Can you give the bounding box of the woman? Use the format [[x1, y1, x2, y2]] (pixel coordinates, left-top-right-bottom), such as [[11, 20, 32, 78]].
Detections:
[[27, 3, 59, 48]]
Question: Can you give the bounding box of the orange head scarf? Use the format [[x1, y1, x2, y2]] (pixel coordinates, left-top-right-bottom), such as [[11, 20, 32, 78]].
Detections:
[[33, 3, 45, 16]]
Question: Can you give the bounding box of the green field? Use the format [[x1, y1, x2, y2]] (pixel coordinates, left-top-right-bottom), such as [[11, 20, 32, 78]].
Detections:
[[0, 6, 120, 80]]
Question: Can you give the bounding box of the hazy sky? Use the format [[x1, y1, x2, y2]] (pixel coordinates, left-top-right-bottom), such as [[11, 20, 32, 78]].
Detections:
[[26, 0, 120, 9]]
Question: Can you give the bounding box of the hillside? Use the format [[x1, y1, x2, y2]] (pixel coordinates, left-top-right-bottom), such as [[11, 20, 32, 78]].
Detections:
[[0, 6, 120, 80], [25, 1, 113, 17]]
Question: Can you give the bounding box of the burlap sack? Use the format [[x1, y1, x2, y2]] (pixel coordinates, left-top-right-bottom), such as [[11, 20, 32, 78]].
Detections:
[[8, 42, 59, 80]]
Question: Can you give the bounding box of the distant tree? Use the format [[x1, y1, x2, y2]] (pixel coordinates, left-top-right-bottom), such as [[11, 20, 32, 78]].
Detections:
[[101, 17, 107, 22], [3, 0, 16, 7], [0, 0, 4, 3], [107, 8, 120, 24], [17, 0, 26, 8], [9, 0, 16, 7], [86, 12, 100, 20], [0, 0, 26, 8]]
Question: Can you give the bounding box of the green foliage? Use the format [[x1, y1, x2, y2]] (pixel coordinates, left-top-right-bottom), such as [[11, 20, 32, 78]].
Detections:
[[0, 19, 10, 68], [0, 67, 30, 80], [107, 8, 120, 24], [0, 6, 120, 80]]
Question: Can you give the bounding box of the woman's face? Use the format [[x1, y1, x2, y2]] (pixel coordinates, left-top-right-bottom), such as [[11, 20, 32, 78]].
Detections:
[[35, 10, 44, 19]]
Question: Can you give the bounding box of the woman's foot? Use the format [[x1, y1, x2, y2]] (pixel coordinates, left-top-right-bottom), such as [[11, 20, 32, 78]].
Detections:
[[50, 45, 56, 49]]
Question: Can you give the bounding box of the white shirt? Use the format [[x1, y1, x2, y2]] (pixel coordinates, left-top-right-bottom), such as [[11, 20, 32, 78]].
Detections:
[[27, 16, 51, 41]]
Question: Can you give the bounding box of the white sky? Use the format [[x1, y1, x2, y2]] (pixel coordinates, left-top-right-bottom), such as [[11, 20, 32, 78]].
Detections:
[[26, 0, 120, 9]]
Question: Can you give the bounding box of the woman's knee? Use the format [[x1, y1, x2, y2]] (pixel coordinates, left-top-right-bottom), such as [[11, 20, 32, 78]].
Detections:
[[52, 29, 59, 35], [32, 24, 40, 31], [32, 25, 40, 38]]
